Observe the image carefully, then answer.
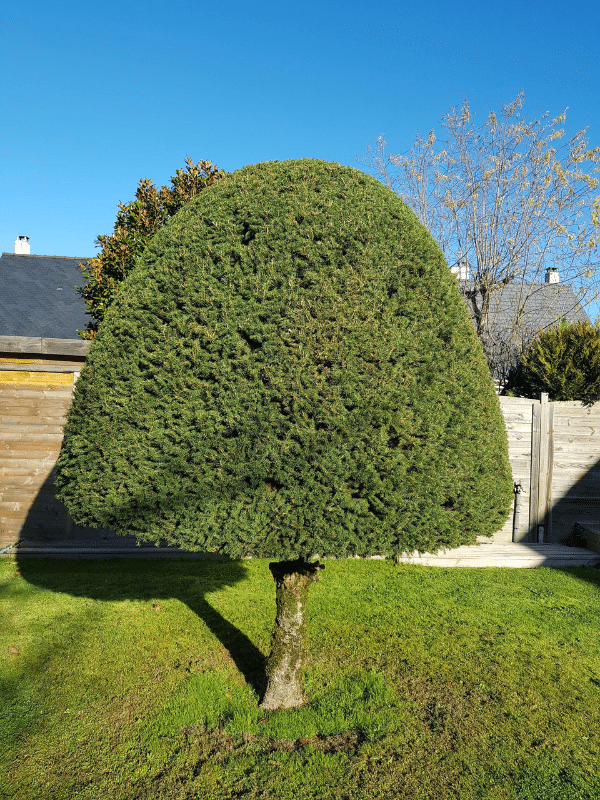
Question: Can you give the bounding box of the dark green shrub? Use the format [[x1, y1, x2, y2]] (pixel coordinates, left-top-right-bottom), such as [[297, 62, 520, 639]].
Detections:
[[58, 159, 514, 709], [506, 320, 600, 405], [57, 159, 512, 558], [78, 156, 224, 339]]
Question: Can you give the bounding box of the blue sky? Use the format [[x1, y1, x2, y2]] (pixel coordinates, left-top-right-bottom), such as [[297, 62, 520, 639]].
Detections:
[[3, 0, 600, 292]]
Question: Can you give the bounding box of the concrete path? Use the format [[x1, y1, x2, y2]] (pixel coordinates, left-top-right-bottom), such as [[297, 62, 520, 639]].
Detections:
[[3, 540, 599, 566], [396, 542, 600, 568]]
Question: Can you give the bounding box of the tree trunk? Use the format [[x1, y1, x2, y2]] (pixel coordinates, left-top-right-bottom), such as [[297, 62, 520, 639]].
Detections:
[[259, 559, 323, 711]]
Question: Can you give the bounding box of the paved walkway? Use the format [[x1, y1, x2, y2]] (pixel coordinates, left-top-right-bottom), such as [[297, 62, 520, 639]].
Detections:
[[396, 542, 600, 568], [3, 535, 599, 566]]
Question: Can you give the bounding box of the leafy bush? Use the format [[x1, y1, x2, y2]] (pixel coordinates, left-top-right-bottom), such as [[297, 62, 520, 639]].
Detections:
[[57, 159, 512, 558], [78, 156, 224, 338], [506, 320, 600, 405]]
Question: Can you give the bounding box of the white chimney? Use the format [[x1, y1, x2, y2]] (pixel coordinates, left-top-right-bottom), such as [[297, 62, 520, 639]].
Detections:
[[545, 267, 559, 284], [451, 264, 470, 280], [15, 235, 30, 255], [451, 252, 470, 280]]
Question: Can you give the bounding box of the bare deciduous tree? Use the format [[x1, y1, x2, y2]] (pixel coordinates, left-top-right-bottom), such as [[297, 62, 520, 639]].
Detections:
[[363, 94, 600, 386]]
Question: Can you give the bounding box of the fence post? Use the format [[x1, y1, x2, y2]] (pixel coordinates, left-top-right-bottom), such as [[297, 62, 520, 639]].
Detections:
[[529, 393, 553, 542], [543, 395, 554, 542]]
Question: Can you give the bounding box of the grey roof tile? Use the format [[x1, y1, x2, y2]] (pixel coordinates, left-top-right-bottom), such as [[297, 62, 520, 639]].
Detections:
[[0, 253, 91, 339], [459, 279, 590, 381], [460, 280, 589, 337]]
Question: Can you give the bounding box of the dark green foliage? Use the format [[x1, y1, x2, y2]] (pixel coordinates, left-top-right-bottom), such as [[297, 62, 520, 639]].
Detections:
[[507, 320, 600, 405], [56, 159, 512, 558], [78, 156, 224, 338]]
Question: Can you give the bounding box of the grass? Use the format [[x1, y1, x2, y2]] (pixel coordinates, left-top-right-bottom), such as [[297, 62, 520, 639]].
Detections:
[[1, 556, 600, 799]]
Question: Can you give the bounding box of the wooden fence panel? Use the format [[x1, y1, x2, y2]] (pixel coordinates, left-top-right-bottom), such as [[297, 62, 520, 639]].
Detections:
[[499, 396, 600, 544], [2, 376, 599, 549], [498, 396, 535, 543], [551, 401, 600, 542], [0, 380, 74, 549]]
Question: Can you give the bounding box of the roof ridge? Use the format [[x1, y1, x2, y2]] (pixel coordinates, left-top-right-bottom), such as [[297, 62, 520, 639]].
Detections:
[[1, 253, 90, 260]]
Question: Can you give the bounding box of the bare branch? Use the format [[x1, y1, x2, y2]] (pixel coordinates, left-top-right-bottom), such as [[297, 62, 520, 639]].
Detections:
[[363, 95, 600, 384]]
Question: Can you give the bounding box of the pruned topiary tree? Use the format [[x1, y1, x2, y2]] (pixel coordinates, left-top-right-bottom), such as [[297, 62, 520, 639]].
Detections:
[[506, 320, 600, 405], [56, 159, 513, 710]]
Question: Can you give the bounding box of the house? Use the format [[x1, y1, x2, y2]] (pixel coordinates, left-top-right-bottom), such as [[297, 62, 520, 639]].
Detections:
[[453, 266, 590, 388], [0, 235, 91, 362], [0, 237, 92, 551]]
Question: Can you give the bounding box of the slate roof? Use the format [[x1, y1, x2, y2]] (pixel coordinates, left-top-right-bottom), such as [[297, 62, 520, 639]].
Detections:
[[0, 252, 590, 355], [460, 280, 589, 335], [459, 279, 590, 382], [0, 253, 90, 339]]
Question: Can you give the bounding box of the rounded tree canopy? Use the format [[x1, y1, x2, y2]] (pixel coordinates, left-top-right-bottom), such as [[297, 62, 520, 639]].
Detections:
[[56, 159, 512, 558]]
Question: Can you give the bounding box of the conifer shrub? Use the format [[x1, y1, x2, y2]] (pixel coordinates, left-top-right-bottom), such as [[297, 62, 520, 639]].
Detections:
[[56, 159, 512, 558], [58, 159, 514, 709], [507, 320, 600, 405]]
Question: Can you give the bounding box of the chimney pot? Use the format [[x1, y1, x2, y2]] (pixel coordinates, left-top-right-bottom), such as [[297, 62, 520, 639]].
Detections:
[[450, 263, 470, 280], [15, 235, 30, 255], [545, 267, 559, 284]]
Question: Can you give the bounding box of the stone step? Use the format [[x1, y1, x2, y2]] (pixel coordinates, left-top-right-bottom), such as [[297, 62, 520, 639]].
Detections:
[[397, 543, 600, 568]]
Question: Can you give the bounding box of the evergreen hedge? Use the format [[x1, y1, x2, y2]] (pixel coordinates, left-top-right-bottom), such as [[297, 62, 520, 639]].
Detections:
[[507, 320, 600, 405], [56, 159, 512, 558]]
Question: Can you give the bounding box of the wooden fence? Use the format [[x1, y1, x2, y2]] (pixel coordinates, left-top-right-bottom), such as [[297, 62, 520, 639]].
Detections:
[[0, 372, 76, 549], [498, 395, 600, 544], [1, 372, 599, 549]]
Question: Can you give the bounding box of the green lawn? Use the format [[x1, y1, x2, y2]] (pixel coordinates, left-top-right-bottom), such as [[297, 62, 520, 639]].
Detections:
[[1, 557, 600, 799]]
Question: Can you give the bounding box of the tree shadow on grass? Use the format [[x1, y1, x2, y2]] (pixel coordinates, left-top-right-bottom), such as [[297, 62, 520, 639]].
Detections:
[[15, 556, 268, 698]]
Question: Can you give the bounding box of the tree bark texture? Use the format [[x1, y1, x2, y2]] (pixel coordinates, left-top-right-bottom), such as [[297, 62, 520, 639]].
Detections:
[[259, 559, 323, 710]]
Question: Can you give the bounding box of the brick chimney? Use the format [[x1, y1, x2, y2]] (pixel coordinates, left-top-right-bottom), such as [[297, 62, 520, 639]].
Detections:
[[545, 267, 559, 284], [15, 235, 30, 255]]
